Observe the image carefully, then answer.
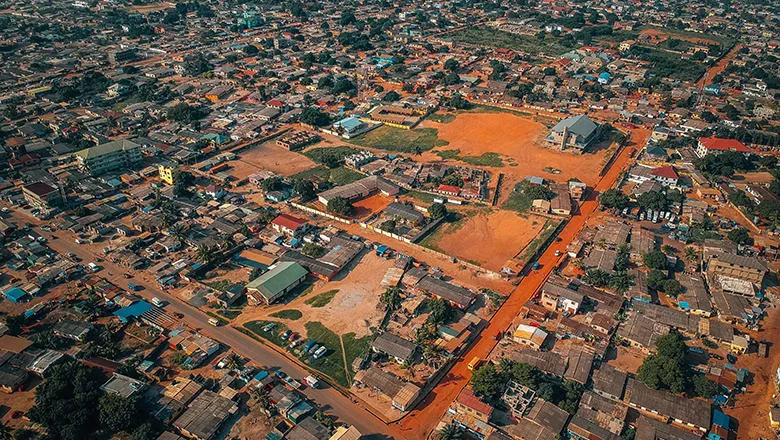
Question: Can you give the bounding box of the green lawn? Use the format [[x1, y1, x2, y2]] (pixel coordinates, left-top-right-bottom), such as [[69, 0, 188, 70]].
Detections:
[[521, 220, 561, 261], [342, 332, 373, 377], [434, 149, 504, 167], [270, 309, 303, 320], [304, 290, 339, 308], [632, 46, 708, 82], [302, 146, 361, 164], [351, 126, 448, 153], [244, 320, 290, 347], [304, 322, 348, 387], [405, 190, 437, 204], [289, 166, 365, 185], [446, 26, 568, 57], [502, 189, 534, 213], [427, 113, 456, 123]]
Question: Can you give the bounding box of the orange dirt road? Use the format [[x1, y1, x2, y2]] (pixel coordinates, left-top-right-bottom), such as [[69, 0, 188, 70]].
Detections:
[[697, 44, 742, 88], [388, 129, 650, 439]]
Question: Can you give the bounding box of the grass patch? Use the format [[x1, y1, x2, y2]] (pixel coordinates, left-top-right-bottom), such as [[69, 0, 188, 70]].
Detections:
[[244, 320, 289, 347], [434, 149, 504, 167], [351, 125, 448, 153], [206, 279, 231, 291], [502, 180, 557, 213], [302, 146, 361, 164], [464, 103, 532, 117], [289, 165, 365, 186], [630, 46, 707, 82], [329, 167, 365, 185], [304, 322, 348, 387], [217, 309, 242, 319], [343, 332, 373, 377], [461, 152, 504, 167], [405, 190, 437, 204], [270, 309, 303, 320], [304, 289, 339, 308], [446, 26, 568, 56], [427, 113, 456, 123], [521, 220, 560, 261]]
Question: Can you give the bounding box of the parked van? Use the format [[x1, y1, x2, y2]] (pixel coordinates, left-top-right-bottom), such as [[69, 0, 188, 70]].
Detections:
[[208, 318, 220, 326], [305, 375, 320, 388]]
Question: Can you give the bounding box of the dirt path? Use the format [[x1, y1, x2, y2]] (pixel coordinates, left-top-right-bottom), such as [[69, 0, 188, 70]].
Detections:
[[340, 335, 352, 384], [697, 44, 742, 88]]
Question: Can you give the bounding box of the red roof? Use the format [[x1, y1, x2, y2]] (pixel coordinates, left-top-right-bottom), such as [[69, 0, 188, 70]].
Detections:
[[271, 214, 307, 231], [651, 166, 678, 180], [267, 99, 285, 107], [699, 137, 751, 153], [437, 184, 461, 194], [24, 182, 57, 197], [457, 387, 494, 416]]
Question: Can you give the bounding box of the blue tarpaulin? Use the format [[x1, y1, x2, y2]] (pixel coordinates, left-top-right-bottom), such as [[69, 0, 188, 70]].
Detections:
[[113, 300, 153, 322]]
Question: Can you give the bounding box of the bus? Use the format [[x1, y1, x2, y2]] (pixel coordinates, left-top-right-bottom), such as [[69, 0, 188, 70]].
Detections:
[[468, 357, 483, 371]]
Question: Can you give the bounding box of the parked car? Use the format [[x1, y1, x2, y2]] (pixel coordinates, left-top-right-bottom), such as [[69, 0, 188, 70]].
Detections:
[[282, 330, 292, 340], [263, 323, 277, 332]]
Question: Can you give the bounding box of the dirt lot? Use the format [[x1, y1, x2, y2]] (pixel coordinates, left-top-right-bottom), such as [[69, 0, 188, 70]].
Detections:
[[423, 209, 548, 271], [727, 300, 780, 439], [352, 194, 394, 219], [228, 140, 317, 179], [423, 112, 605, 186], [237, 252, 393, 338], [606, 345, 646, 375]]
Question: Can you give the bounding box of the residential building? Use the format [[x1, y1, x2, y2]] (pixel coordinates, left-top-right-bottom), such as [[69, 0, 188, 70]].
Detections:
[[270, 214, 308, 236], [540, 281, 583, 314], [545, 115, 601, 153], [371, 332, 418, 364], [696, 137, 752, 157], [513, 324, 548, 349], [173, 390, 238, 440], [75, 139, 142, 176], [706, 252, 768, 285], [159, 164, 178, 185]]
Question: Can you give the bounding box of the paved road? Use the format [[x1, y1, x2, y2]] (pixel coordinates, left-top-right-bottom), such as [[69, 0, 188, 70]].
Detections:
[[18, 215, 393, 439], [392, 129, 650, 438]]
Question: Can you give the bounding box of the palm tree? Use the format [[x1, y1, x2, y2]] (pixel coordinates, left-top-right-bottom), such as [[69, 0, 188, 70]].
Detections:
[[0, 422, 11, 440], [197, 244, 214, 263], [171, 223, 186, 244], [223, 353, 241, 370], [684, 246, 698, 263], [437, 424, 463, 440], [380, 287, 402, 311]]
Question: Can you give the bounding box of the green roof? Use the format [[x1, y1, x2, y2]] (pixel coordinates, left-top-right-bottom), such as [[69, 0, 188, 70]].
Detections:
[[75, 139, 140, 160], [246, 262, 307, 302]]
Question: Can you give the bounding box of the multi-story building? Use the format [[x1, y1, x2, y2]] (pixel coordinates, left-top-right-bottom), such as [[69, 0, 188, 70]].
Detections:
[[545, 115, 601, 153], [158, 164, 178, 185], [706, 252, 768, 285], [22, 182, 62, 208], [75, 139, 142, 176]]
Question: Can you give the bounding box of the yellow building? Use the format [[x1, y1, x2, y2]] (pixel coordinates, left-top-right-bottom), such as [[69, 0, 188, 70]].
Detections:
[[159, 164, 177, 185]]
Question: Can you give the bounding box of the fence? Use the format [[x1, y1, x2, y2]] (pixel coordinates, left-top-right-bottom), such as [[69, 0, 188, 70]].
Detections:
[[289, 202, 351, 224]]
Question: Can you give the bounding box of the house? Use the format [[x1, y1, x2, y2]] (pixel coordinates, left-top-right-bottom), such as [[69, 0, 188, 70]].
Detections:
[[413, 275, 476, 310], [53, 320, 92, 341], [23, 182, 62, 208], [625, 379, 711, 432], [352, 366, 420, 412], [446, 387, 495, 438], [513, 324, 548, 349], [540, 281, 583, 314], [650, 166, 679, 186], [696, 137, 752, 157], [330, 116, 370, 139], [245, 262, 308, 305], [635, 416, 702, 440], [159, 164, 178, 185], [101, 373, 147, 398], [270, 214, 308, 236], [770, 407, 780, 429], [706, 252, 768, 285], [591, 365, 627, 401], [3, 287, 29, 303], [545, 115, 601, 153], [618, 313, 670, 352], [285, 416, 331, 440], [173, 390, 238, 440], [371, 332, 418, 364]]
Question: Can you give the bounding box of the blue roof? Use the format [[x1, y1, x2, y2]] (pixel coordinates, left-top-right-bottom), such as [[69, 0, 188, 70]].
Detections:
[[334, 116, 362, 131], [598, 72, 611, 79], [113, 300, 153, 321], [713, 410, 729, 428], [4, 287, 28, 302], [254, 370, 270, 381], [106, 178, 123, 187]]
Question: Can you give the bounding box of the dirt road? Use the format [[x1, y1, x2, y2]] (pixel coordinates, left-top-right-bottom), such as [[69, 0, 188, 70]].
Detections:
[[697, 44, 742, 88], [16, 213, 393, 439], [391, 129, 649, 439]]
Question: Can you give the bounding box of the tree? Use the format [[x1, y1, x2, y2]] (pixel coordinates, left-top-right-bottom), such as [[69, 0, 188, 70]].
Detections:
[[609, 271, 634, 293], [326, 196, 354, 216], [637, 331, 690, 394], [261, 176, 283, 192], [443, 58, 459, 71], [197, 244, 215, 263], [28, 361, 104, 440], [428, 298, 453, 325], [242, 44, 259, 55], [600, 189, 629, 210], [183, 53, 211, 76], [382, 91, 401, 102], [167, 102, 203, 123], [299, 107, 331, 127], [684, 247, 698, 263], [293, 179, 316, 202], [637, 190, 669, 211], [511, 362, 539, 388], [647, 269, 667, 291], [727, 228, 753, 245], [380, 287, 402, 311], [4, 314, 26, 335], [379, 219, 396, 232], [470, 364, 505, 400], [692, 374, 721, 398], [584, 270, 611, 287], [429, 203, 447, 220], [643, 250, 667, 270], [302, 243, 327, 258], [99, 394, 141, 434], [437, 424, 463, 440], [661, 279, 682, 297]]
